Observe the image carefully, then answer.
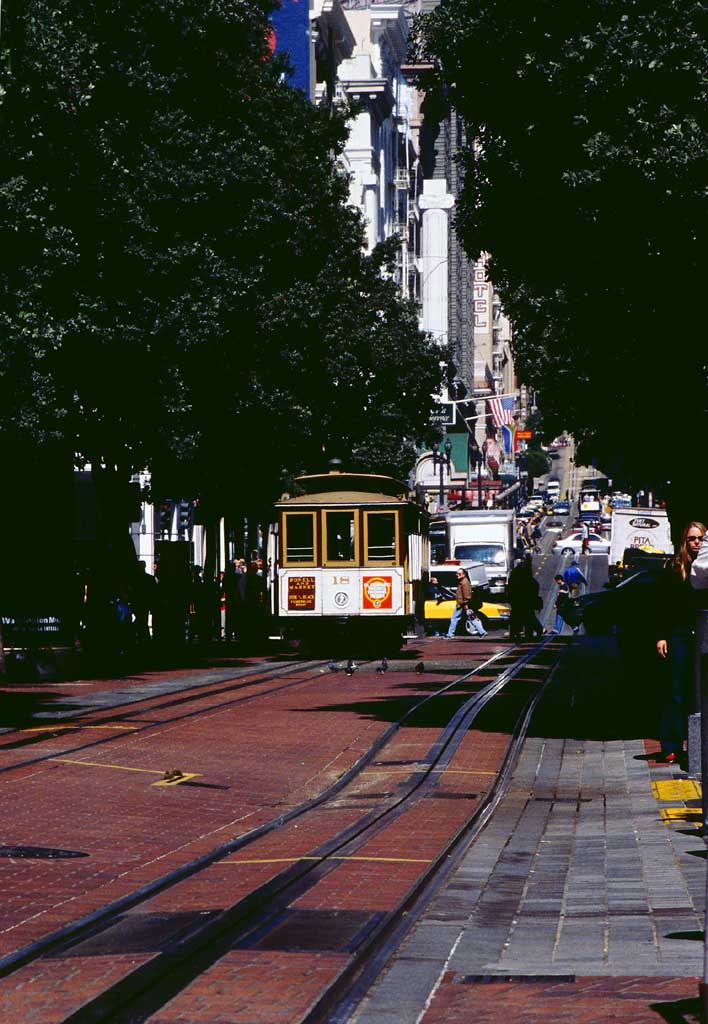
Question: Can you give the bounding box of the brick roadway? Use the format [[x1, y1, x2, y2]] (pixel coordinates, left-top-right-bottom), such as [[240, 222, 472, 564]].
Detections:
[[421, 976, 700, 1024], [2, 651, 441, 952], [0, 634, 530, 1020]]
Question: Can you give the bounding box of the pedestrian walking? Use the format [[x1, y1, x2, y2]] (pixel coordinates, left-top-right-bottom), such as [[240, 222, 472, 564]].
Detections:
[[507, 557, 543, 640], [113, 584, 135, 658], [222, 561, 243, 642], [445, 567, 483, 639], [551, 574, 570, 634], [656, 521, 707, 764], [465, 584, 489, 638], [188, 565, 209, 644], [132, 560, 157, 645], [563, 559, 587, 599]]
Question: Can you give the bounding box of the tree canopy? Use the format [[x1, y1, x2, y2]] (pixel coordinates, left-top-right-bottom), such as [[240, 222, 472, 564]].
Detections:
[[0, 0, 442, 515], [415, 0, 708, 510]]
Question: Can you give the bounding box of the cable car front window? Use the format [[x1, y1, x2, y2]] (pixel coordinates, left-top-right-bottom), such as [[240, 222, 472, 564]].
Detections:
[[325, 511, 355, 563]]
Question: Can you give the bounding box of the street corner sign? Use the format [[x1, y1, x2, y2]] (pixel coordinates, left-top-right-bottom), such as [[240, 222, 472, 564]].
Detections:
[[430, 402, 456, 427], [362, 575, 393, 610]]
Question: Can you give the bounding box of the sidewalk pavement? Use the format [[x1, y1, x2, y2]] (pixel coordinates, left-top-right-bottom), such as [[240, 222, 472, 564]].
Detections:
[[353, 730, 705, 1024]]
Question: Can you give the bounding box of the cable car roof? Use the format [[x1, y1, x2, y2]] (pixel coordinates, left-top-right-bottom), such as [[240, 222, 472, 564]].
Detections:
[[276, 471, 415, 506]]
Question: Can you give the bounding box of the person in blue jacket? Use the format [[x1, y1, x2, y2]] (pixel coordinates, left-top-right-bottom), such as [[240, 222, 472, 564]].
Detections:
[[563, 559, 587, 598]]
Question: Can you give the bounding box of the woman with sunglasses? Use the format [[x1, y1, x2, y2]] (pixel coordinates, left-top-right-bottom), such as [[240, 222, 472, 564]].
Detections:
[[656, 521, 707, 764]]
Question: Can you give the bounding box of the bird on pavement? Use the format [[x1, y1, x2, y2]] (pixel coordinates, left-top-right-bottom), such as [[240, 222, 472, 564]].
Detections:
[[345, 659, 356, 676], [415, 661, 424, 674], [376, 657, 388, 674], [328, 660, 338, 672]]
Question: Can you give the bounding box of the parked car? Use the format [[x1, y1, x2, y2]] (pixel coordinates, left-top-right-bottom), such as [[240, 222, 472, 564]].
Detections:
[[579, 568, 662, 635], [554, 532, 610, 556], [608, 547, 667, 586]]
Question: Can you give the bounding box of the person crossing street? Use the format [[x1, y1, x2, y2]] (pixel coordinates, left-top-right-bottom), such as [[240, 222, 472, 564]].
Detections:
[[445, 567, 487, 639]]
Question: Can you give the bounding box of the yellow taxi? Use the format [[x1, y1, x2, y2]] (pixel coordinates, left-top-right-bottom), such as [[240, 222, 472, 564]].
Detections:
[[424, 564, 511, 636]]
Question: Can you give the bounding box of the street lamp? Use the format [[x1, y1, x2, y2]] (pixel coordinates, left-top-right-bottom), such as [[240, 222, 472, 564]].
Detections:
[[469, 441, 483, 508], [432, 439, 452, 511]]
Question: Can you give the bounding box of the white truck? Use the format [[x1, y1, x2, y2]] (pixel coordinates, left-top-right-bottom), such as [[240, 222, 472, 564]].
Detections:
[[608, 507, 673, 582], [441, 510, 516, 595]]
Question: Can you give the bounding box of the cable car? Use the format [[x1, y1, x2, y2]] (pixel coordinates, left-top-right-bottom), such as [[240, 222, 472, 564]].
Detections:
[[267, 466, 430, 654]]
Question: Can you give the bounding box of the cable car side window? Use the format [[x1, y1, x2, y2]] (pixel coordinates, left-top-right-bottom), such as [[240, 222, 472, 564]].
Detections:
[[323, 510, 356, 565], [283, 512, 317, 565], [365, 511, 398, 565]]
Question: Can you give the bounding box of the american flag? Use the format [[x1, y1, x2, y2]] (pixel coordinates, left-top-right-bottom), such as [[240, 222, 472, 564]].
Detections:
[[487, 395, 516, 428]]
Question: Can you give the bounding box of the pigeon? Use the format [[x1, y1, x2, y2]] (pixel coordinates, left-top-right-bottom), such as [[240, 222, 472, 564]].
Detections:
[[345, 659, 356, 676], [415, 661, 424, 674], [376, 657, 388, 674], [328, 660, 339, 673]]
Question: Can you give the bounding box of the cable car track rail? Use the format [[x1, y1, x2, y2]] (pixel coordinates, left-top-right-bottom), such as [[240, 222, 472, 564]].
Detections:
[[0, 645, 512, 978], [0, 639, 560, 1024]]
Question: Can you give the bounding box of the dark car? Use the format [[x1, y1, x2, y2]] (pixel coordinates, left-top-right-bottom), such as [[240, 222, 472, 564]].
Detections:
[[579, 568, 662, 636]]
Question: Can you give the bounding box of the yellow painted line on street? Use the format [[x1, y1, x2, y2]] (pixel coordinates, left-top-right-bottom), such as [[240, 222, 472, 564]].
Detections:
[[50, 757, 163, 774], [49, 758, 201, 786], [366, 768, 496, 775], [23, 724, 137, 732], [224, 855, 432, 865], [152, 773, 201, 787]]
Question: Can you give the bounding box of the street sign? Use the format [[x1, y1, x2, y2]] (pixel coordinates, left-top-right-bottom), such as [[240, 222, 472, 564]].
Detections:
[[430, 402, 456, 427], [516, 429, 533, 440]]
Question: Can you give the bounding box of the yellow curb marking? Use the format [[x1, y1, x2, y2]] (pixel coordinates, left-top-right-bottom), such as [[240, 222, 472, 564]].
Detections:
[[49, 758, 201, 786], [224, 856, 432, 865], [660, 807, 702, 823], [652, 779, 701, 802], [652, 778, 703, 826]]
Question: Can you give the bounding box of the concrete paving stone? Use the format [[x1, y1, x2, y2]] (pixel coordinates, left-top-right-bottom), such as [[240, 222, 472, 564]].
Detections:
[[402, 923, 466, 959], [355, 957, 445, 1017]]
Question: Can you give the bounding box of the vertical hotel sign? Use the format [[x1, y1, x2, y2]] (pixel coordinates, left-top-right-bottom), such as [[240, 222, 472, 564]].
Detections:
[[472, 254, 494, 391], [269, 0, 311, 96]]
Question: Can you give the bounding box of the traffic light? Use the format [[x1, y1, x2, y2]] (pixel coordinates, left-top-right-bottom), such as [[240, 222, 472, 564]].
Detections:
[[449, 379, 467, 401], [178, 500, 193, 536], [159, 500, 174, 538]]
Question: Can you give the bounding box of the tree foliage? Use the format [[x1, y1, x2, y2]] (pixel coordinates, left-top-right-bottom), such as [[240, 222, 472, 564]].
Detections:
[[0, 0, 441, 515], [415, 0, 708, 509]]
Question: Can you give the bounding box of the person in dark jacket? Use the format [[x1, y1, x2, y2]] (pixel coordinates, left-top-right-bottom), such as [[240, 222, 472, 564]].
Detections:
[[655, 521, 706, 763], [508, 557, 543, 640], [551, 574, 570, 634]]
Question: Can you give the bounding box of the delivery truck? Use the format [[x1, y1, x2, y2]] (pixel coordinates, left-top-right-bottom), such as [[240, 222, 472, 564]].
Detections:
[[608, 507, 673, 584], [440, 509, 516, 595]]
